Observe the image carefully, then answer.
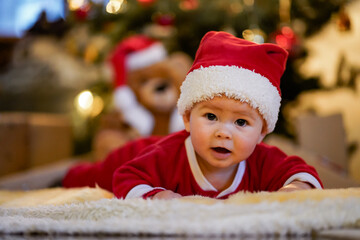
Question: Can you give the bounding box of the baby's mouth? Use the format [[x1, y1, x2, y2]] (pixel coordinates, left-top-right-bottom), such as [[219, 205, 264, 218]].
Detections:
[[212, 147, 231, 154]]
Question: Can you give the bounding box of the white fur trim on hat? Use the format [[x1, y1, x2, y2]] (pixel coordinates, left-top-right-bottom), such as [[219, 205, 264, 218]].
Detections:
[[114, 86, 154, 136], [126, 43, 167, 71], [177, 65, 281, 133]]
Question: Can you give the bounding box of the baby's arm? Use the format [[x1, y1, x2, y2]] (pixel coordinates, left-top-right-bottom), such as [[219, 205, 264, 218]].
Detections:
[[152, 190, 182, 199], [63, 136, 162, 192], [277, 180, 313, 192], [256, 144, 323, 192], [112, 148, 181, 199]]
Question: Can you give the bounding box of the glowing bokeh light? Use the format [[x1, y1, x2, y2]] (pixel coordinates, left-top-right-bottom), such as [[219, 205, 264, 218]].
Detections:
[[77, 90, 93, 111], [68, 0, 86, 11], [242, 29, 265, 44], [106, 0, 125, 14], [75, 90, 104, 117]]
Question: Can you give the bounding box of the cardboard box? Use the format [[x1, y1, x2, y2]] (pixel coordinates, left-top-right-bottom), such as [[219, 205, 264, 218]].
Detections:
[[0, 115, 28, 176], [295, 113, 348, 171], [0, 112, 73, 177], [265, 135, 359, 189]]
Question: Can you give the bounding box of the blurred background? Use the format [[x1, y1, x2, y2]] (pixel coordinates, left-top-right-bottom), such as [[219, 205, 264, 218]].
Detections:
[[0, 0, 359, 189]]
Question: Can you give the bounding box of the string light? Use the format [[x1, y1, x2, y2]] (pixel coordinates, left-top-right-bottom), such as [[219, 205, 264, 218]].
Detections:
[[68, 0, 86, 11], [106, 0, 126, 14], [75, 90, 104, 117], [77, 90, 93, 112], [242, 29, 265, 44]]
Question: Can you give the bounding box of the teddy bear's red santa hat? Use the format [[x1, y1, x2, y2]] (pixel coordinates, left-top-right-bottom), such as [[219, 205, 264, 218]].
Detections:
[[110, 35, 167, 88]]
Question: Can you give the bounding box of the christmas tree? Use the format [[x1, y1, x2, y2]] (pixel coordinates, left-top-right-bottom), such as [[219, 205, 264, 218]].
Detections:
[[0, 0, 350, 153]]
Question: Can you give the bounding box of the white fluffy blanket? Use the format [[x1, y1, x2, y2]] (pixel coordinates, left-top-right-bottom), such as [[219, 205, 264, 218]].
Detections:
[[0, 187, 360, 237]]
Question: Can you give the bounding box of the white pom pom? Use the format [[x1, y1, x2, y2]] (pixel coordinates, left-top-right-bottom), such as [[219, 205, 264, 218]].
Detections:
[[114, 86, 154, 136]]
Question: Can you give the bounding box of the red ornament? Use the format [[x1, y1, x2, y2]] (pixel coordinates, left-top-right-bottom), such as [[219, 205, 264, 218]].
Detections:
[[137, 0, 156, 7], [269, 26, 299, 57], [153, 13, 175, 26], [74, 5, 90, 21]]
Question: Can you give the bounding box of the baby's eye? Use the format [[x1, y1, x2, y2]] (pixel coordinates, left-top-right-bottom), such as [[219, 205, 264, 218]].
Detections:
[[205, 113, 217, 121], [235, 119, 247, 127]]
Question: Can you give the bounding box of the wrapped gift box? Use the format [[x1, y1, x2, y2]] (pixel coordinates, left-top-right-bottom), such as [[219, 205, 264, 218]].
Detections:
[[0, 112, 73, 177]]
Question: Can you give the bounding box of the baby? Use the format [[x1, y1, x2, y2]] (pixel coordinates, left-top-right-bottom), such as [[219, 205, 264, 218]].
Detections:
[[63, 31, 323, 199]]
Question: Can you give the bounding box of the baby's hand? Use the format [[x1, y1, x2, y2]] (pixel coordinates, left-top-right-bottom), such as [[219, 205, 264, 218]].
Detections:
[[278, 180, 313, 192], [152, 190, 182, 200]]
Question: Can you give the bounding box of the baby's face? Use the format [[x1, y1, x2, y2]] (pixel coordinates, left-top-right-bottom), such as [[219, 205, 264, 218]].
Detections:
[[182, 96, 266, 171]]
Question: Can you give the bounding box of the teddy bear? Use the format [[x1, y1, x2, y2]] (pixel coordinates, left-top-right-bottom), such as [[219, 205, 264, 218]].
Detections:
[[109, 34, 192, 137], [92, 35, 192, 160]]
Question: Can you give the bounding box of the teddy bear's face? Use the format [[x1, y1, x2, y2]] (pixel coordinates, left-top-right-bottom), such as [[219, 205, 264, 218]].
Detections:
[[127, 61, 183, 114], [138, 77, 178, 113]]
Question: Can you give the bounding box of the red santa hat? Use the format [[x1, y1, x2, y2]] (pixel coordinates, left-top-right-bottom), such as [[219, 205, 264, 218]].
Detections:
[[110, 34, 167, 87], [109, 35, 167, 135], [177, 31, 288, 133]]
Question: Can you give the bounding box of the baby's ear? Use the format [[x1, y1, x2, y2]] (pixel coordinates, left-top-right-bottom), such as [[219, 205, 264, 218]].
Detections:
[[257, 132, 266, 144], [182, 111, 191, 132], [257, 121, 268, 143]]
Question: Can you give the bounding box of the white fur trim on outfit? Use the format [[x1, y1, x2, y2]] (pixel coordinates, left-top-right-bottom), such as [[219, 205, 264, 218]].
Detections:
[[126, 184, 166, 199], [114, 86, 154, 136], [126, 43, 167, 71], [177, 65, 281, 133], [283, 172, 323, 189]]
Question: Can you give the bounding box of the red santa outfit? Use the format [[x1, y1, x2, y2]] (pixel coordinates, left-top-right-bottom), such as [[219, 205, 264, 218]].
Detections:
[[63, 130, 322, 199], [62, 135, 162, 192], [112, 130, 322, 199]]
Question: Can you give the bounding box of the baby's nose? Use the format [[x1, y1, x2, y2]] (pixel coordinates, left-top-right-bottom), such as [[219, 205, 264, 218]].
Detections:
[[215, 124, 232, 139]]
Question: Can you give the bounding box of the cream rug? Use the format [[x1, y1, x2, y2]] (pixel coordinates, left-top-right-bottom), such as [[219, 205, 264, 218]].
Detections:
[[0, 187, 360, 237]]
